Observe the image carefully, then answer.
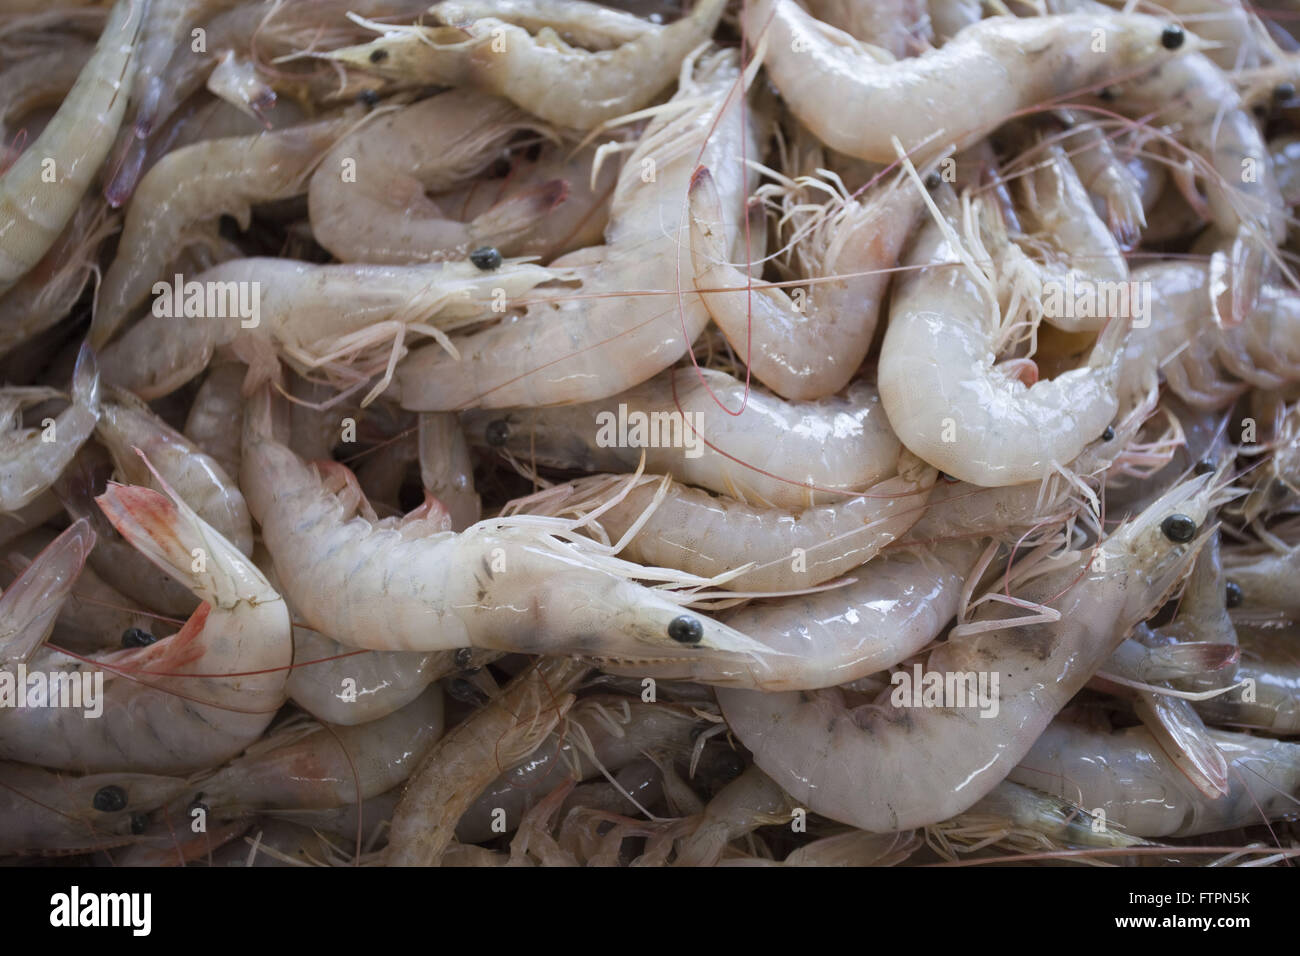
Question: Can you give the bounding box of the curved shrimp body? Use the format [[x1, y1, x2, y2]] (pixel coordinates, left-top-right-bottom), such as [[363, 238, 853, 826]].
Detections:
[[801, 0, 930, 57], [95, 390, 253, 555], [674, 765, 796, 867], [0, 41, 94, 146], [0, 481, 292, 774], [335, 0, 725, 130], [241, 396, 787, 675], [719, 472, 1224, 830], [287, 627, 452, 726], [432, 0, 661, 49], [307, 91, 560, 266], [0, 342, 100, 512], [100, 256, 567, 401], [186, 685, 443, 819], [419, 412, 480, 532], [1195, 624, 1300, 733], [578, 458, 936, 593], [463, 367, 902, 510], [1009, 721, 1300, 837], [91, 111, 360, 349], [391, 47, 760, 411], [691, 166, 923, 400], [183, 361, 244, 480], [0, 761, 190, 856], [743, 2, 1193, 164], [0, 0, 143, 296], [879, 188, 1128, 487]]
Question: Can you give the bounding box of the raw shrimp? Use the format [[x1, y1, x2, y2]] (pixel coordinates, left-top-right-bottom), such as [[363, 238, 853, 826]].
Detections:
[[1195, 623, 1300, 733], [330, 0, 725, 130], [1222, 538, 1300, 616], [1009, 719, 1300, 837], [1055, 110, 1147, 244], [418, 412, 480, 531], [801, 0, 931, 57], [879, 185, 1129, 487], [183, 361, 245, 480], [183, 685, 444, 818], [461, 367, 903, 510], [0, 41, 93, 146], [287, 626, 452, 726], [385, 656, 589, 866], [100, 255, 569, 403], [0, 0, 143, 297], [307, 90, 560, 265], [0, 518, 95, 665], [0, 479, 292, 774], [719, 471, 1227, 830], [390, 47, 760, 410], [542, 456, 936, 592], [0, 343, 100, 512], [96, 389, 253, 555], [742, 2, 1196, 163], [241, 388, 788, 672], [0, 761, 189, 856], [432, 0, 660, 49], [717, 829, 921, 866], [690, 165, 923, 400], [673, 766, 797, 866], [91, 109, 362, 349]]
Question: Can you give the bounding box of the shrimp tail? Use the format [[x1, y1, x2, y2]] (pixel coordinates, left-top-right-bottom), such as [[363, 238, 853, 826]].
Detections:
[[71, 341, 101, 412], [0, 517, 96, 665]]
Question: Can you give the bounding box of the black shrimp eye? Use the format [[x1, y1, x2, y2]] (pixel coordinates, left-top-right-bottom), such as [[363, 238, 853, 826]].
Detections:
[[924, 171, 941, 189], [1225, 580, 1243, 608], [358, 89, 381, 108], [667, 615, 704, 645], [454, 647, 474, 669], [1275, 82, 1296, 103], [469, 246, 502, 271], [1101, 426, 1115, 442], [130, 813, 149, 835], [1161, 24, 1185, 49], [1160, 513, 1197, 543], [92, 785, 128, 813], [1098, 87, 1116, 102], [368, 47, 388, 63], [1193, 459, 1215, 475], [121, 627, 157, 648], [484, 418, 510, 447]]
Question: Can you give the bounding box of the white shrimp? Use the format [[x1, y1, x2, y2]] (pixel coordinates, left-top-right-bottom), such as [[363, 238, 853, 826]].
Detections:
[[0, 342, 100, 512], [328, 0, 725, 130], [690, 164, 923, 400], [719, 470, 1229, 830], [0, 0, 143, 296], [390, 47, 761, 410], [879, 184, 1129, 487], [742, 1, 1198, 163], [0, 477, 291, 774], [183, 361, 245, 480], [91, 109, 361, 349], [461, 366, 903, 510], [419, 412, 481, 531]]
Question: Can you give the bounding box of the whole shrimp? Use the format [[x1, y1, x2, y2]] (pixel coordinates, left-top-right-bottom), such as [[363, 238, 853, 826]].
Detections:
[[742, 1, 1197, 164], [0, 343, 100, 512], [0, 0, 144, 297], [879, 184, 1129, 487], [390, 46, 761, 410], [0, 477, 292, 774], [719, 470, 1228, 830], [307, 90, 561, 266]]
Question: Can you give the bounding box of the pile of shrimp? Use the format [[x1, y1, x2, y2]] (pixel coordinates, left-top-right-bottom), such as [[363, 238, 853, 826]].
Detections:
[[5, 0, 1300, 868]]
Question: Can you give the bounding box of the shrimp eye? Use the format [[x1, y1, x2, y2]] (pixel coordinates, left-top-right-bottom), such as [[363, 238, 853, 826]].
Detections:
[[668, 615, 703, 644], [368, 48, 388, 63], [924, 171, 941, 189], [1101, 426, 1115, 442], [1097, 87, 1116, 102], [358, 89, 381, 108], [1225, 580, 1243, 608], [1160, 513, 1197, 543], [130, 813, 149, 835], [121, 627, 157, 648], [93, 785, 128, 813], [485, 419, 510, 447], [1193, 459, 1214, 475], [470, 246, 503, 271], [1160, 24, 1184, 49], [1275, 82, 1296, 103], [454, 647, 474, 668]]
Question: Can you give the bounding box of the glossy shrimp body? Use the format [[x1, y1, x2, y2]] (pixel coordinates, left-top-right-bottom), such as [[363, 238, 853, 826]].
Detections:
[[307, 91, 560, 266], [0, 0, 143, 296], [391, 47, 760, 410], [100, 256, 568, 401], [0, 480, 292, 774], [463, 367, 902, 510], [183, 361, 244, 480], [91, 110, 361, 349], [879, 186, 1129, 487], [418, 412, 480, 532], [241, 390, 790, 675], [1010, 720, 1300, 837], [690, 165, 923, 400], [719, 471, 1225, 830], [0, 343, 100, 512], [1195, 623, 1300, 733], [742, 2, 1195, 164]]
